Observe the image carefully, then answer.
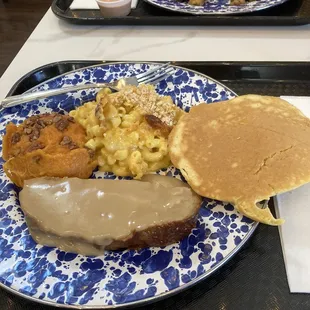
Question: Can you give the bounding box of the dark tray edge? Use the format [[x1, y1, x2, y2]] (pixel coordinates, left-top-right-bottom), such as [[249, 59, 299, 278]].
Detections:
[[6, 61, 105, 97], [51, 0, 310, 26], [7, 60, 310, 97]]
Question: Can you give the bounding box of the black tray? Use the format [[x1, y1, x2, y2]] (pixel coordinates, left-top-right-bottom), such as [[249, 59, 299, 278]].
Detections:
[[52, 0, 310, 26], [2, 61, 310, 310], [8, 60, 310, 96]]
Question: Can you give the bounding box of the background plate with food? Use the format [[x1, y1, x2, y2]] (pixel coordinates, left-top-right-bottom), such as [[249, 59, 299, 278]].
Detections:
[[0, 62, 258, 308], [144, 0, 290, 15]]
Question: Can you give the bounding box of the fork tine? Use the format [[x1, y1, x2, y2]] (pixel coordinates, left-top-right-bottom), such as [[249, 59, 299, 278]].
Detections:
[[138, 66, 172, 84], [142, 67, 175, 85], [144, 67, 175, 84], [147, 73, 173, 86], [136, 63, 170, 82]]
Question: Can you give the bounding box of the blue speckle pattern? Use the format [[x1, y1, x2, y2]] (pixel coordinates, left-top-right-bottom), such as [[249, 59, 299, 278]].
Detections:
[[0, 63, 255, 307], [144, 0, 289, 15]]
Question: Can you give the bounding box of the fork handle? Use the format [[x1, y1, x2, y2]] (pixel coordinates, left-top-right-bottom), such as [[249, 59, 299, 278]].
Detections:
[[0, 82, 115, 111]]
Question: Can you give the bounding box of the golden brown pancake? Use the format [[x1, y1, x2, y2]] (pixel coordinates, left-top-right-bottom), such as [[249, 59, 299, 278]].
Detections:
[[168, 95, 310, 225]]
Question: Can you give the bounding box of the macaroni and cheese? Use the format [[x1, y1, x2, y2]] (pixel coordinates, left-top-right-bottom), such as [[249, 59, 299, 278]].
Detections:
[[70, 85, 183, 178]]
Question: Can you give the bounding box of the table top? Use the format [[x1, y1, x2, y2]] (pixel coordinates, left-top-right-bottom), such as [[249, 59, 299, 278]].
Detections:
[[1, 8, 310, 99], [1, 6, 310, 310]]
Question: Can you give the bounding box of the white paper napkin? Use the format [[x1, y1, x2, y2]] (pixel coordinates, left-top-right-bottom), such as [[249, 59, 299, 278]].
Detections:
[[274, 96, 310, 293], [70, 0, 139, 10]]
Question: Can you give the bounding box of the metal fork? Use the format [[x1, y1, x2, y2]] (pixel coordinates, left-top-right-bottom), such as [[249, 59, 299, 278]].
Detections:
[[0, 63, 174, 111]]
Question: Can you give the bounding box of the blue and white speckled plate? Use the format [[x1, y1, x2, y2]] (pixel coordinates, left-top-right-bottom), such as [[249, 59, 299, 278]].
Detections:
[[0, 62, 258, 308], [144, 0, 289, 15]]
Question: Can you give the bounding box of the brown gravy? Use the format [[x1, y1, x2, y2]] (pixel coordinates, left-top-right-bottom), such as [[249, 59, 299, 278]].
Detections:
[[19, 175, 199, 255]]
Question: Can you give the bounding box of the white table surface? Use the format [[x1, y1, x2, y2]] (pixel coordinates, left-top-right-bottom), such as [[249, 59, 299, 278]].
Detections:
[[1, 8, 310, 98]]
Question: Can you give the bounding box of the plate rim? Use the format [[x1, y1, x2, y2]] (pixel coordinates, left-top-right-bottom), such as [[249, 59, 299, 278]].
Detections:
[[0, 61, 259, 309], [24, 61, 234, 95], [142, 0, 290, 16]]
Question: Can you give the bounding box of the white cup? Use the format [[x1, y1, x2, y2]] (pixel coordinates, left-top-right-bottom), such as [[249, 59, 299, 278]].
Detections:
[[96, 0, 132, 17]]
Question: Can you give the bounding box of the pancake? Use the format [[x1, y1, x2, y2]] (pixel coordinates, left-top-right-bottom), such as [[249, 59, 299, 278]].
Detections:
[[168, 95, 310, 225]]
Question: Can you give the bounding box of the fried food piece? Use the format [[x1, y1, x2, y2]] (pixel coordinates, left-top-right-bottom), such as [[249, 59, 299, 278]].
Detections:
[[144, 115, 172, 138], [230, 0, 246, 5], [168, 95, 310, 225], [189, 0, 205, 5], [2, 113, 97, 187]]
